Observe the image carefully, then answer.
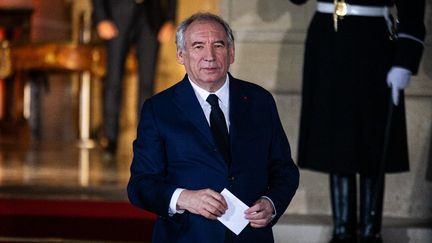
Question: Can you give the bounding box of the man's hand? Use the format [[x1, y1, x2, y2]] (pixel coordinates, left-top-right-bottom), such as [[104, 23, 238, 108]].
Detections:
[[158, 21, 176, 43], [96, 20, 118, 40], [386, 66, 412, 106], [244, 198, 274, 228], [177, 189, 228, 220]]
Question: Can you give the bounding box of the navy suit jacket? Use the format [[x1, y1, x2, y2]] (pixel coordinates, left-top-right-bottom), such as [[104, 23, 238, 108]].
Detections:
[[128, 74, 299, 243]]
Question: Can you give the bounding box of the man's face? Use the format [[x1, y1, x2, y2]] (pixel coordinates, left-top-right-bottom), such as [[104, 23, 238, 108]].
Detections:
[[176, 20, 235, 92]]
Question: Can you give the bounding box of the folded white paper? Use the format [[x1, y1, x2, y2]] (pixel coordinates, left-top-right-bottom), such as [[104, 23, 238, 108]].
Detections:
[[217, 188, 250, 235]]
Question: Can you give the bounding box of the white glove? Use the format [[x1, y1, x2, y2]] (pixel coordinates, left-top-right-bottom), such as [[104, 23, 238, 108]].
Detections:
[[386, 66, 412, 106]]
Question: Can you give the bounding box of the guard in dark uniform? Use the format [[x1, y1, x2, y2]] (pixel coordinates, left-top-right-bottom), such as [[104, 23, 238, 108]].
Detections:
[[92, 0, 177, 154], [290, 0, 425, 242]]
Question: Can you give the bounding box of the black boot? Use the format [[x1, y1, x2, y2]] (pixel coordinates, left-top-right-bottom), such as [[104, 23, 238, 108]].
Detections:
[[359, 175, 384, 243], [329, 174, 358, 243]]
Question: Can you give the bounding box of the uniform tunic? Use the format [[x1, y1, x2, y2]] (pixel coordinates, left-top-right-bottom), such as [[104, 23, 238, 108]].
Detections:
[[291, 0, 425, 175]]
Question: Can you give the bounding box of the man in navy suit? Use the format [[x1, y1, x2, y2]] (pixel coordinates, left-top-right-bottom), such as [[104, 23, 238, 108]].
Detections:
[[127, 12, 299, 243]]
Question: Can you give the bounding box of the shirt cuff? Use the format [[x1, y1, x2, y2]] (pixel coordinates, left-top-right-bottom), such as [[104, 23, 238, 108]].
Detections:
[[168, 188, 185, 216], [261, 196, 277, 220]]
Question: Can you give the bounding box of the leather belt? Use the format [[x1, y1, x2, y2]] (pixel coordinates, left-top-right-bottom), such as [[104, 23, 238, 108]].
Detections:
[[317, 2, 389, 17]]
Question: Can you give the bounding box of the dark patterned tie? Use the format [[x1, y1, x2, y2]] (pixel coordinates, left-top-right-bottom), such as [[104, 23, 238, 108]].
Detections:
[[206, 94, 230, 164]]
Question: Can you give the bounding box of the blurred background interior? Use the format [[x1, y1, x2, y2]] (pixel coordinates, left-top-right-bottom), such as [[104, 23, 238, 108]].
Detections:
[[0, 0, 431, 242]]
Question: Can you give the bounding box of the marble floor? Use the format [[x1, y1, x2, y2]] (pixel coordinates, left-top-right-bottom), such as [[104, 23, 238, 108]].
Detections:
[[0, 121, 149, 242], [0, 121, 134, 201]]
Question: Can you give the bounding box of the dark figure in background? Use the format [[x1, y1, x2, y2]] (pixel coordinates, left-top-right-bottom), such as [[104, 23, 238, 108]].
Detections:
[[290, 0, 425, 242], [92, 0, 177, 154], [127, 12, 299, 242]]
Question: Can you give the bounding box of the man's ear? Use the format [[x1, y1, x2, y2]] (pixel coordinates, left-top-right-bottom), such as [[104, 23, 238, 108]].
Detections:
[[176, 49, 184, 65], [229, 46, 235, 64]]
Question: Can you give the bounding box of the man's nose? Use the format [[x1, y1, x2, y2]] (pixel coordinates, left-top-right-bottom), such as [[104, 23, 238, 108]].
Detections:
[[203, 47, 216, 61]]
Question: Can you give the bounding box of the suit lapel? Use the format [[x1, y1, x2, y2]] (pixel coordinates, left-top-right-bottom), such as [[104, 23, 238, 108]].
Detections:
[[172, 74, 251, 166], [172, 76, 215, 146], [228, 75, 251, 141]]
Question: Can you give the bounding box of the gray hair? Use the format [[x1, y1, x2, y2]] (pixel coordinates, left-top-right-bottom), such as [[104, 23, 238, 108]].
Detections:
[[176, 12, 235, 51]]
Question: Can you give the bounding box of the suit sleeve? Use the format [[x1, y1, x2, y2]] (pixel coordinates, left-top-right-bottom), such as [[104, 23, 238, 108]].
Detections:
[[165, 0, 177, 23], [91, 0, 109, 24], [127, 99, 178, 217], [393, 0, 426, 74], [263, 94, 300, 225]]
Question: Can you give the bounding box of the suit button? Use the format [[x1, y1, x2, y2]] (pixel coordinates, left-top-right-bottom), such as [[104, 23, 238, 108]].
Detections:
[[228, 176, 235, 181]]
